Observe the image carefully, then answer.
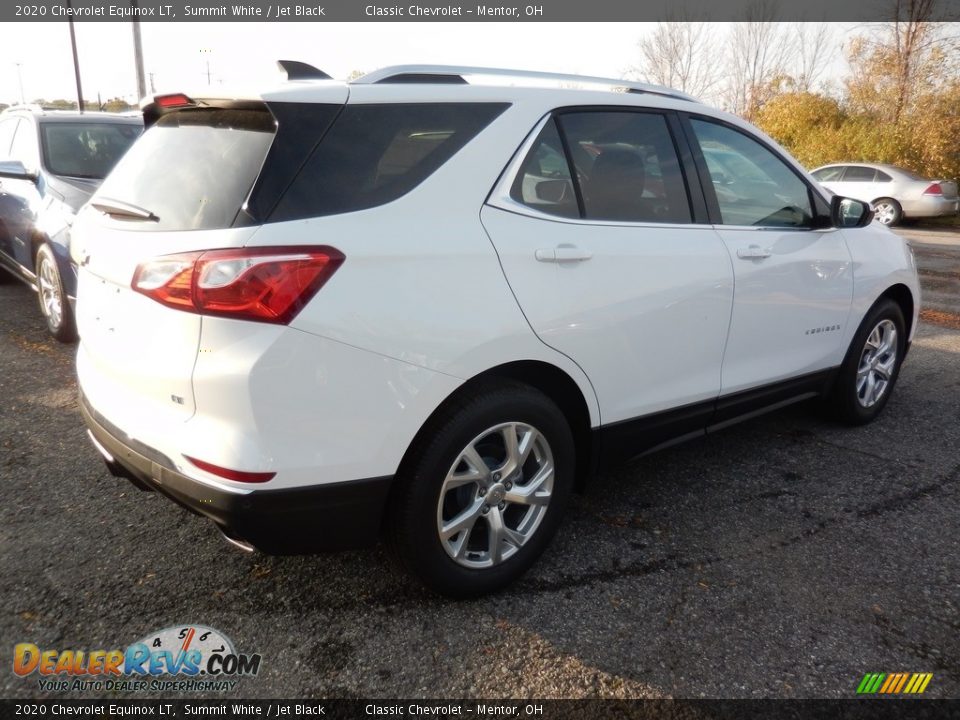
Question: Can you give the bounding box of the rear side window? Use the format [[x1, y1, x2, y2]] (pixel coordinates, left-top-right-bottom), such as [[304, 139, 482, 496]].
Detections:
[[510, 119, 578, 218], [843, 166, 877, 182], [875, 170, 893, 182], [94, 108, 275, 232], [559, 111, 691, 223], [271, 103, 508, 221]]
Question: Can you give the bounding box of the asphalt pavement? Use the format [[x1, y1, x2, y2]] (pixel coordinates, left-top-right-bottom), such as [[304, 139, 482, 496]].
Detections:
[[1, 239, 958, 700]]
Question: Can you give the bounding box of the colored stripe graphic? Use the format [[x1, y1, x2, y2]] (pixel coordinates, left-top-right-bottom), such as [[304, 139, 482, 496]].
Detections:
[[857, 672, 932, 694]]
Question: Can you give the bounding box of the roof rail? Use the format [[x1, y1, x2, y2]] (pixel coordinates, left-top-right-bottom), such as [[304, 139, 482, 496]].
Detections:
[[1, 103, 47, 114], [353, 65, 699, 103]]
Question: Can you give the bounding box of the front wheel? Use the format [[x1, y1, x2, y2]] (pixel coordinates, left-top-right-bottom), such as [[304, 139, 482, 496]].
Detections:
[[388, 382, 574, 598], [35, 244, 77, 343], [872, 198, 902, 226], [828, 299, 906, 425]]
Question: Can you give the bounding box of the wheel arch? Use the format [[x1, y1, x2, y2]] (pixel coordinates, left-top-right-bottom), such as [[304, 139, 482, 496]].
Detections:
[[877, 283, 915, 339], [393, 360, 596, 503]]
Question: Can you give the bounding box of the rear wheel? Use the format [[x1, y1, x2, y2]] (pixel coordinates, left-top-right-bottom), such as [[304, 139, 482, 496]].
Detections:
[[828, 299, 906, 425], [872, 198, 902, 226], [388, 382, 574, 598], [35, 244, 77, 343]]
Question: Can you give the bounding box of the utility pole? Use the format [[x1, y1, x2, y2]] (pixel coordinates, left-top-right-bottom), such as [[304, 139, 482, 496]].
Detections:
[[131, 0, 147, 102], [66, 0, 84, 112], [14, 63, 25, 104], [200, 49, 212, 85]]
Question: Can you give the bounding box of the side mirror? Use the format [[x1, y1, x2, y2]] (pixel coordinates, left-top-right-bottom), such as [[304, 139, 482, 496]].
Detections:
[[0, 160, 37, 183], [831, 195, 873, 228]]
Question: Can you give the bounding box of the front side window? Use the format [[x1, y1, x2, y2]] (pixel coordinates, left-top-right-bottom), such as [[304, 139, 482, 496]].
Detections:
[[812, 166, 845, 182], [0, 118, 18, 157], [690, 118, 812, 228]]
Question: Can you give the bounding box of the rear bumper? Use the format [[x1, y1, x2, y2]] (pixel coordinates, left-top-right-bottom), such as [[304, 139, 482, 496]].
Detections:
[[903, 195, 959, 218], [80, 393, 393, 554]]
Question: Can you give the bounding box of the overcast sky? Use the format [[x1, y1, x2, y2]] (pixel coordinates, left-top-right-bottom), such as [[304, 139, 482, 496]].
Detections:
[[0, 22, 861, 106]]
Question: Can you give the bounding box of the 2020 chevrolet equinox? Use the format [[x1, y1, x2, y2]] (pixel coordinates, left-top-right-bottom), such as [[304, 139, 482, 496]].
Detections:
[[73, 63, 919, 597]]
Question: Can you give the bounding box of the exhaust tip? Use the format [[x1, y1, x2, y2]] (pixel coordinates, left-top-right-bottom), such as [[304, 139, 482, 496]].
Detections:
[[216, 525, 256, 553]]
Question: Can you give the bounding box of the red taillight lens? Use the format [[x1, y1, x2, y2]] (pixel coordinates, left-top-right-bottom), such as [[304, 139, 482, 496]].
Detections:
[[132, 246, 344, 324], [155, 93, 194, 108], [923, 183, 943, 196], [184, 455, 275, 483]]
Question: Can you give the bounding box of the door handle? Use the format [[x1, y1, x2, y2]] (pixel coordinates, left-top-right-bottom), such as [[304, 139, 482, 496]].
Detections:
[[535, 245, 593, 263], [736, 245, 772, 260]]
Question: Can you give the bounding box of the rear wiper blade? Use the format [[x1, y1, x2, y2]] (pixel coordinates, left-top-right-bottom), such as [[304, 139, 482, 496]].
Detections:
[[91, 197, 159, 221]]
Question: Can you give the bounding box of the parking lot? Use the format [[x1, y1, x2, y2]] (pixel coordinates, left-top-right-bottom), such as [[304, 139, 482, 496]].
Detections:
[[1, 232, 958, 700]]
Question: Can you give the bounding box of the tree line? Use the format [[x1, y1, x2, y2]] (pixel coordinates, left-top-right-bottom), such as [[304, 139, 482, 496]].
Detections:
[[632, 1, 960, 182]]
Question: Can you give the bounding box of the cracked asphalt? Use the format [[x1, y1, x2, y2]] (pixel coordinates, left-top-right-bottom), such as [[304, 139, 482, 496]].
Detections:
[[1, 238, 958, 700]]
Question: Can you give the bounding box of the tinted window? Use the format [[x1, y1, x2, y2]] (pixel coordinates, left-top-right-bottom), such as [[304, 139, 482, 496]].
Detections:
[[812, 166, 844, 182], [94, 108, 275, 232], [510, 119, 577, 218], [690, 119, 812, 228], [875, 170, 893, 182], [272, 103, 509, 221], [843, 166, 877, 182], [40, 122, 141, 179], [559, 111, 691, 223]]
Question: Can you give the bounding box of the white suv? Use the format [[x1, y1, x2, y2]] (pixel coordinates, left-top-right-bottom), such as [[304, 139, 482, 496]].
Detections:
[[73, 63, 919, 597]]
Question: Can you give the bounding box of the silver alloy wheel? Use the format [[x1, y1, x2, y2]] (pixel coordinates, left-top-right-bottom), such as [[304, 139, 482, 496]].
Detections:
[[436, 422, 554, 569], [856, 319, 898, 408], [873, 201, 898, 226], [37, 253, 63, 330]]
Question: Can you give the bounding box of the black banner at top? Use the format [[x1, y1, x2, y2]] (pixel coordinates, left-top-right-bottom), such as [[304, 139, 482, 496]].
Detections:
[[4, 0, 960, 22]]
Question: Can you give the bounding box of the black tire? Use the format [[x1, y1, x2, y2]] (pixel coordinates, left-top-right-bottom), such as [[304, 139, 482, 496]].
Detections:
[[388, 381, 575, 598], [35, 244, 77, 343], [828, 298, 906, 425], [872, 197, 902, 226]]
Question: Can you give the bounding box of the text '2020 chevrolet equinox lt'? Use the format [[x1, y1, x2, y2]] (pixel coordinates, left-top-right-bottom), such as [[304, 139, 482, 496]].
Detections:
[[73, 62, 920, 597]]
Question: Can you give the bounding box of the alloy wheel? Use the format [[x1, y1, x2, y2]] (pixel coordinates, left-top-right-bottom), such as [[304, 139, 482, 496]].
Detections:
[[38, 254, 63, 330], [436, 422, 554, 569], [856, 319, 898, 408]]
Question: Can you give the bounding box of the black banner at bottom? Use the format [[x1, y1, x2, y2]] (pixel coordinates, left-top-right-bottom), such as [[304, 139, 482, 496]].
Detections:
[[2, 699, 960, 720]]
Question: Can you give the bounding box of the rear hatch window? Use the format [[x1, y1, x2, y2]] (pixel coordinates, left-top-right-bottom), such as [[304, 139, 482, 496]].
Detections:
[[94, 108, 276, 232], [41, 122, 141, 179]]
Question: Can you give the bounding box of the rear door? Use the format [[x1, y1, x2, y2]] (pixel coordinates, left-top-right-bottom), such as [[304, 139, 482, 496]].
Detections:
[[483, 109, 733, 448], [683, 115, 853, 402]]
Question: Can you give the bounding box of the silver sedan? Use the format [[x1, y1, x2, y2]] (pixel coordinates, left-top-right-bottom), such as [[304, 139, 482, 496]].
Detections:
[[811, 162, 958, 226]]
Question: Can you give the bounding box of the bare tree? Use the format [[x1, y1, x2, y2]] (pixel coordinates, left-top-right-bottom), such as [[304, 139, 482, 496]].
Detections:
[[632, 18, 722, 101], [793, 22, 834, 92], [722, 0, 797, 118], [846, 1, 959, 122]]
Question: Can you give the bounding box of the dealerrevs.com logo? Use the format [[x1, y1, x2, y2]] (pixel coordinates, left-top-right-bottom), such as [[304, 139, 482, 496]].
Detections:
[[13, 625, 262, 693]]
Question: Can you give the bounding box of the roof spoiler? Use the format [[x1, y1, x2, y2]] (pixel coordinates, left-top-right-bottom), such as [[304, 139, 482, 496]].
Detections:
[[277, 60, 331, 81]]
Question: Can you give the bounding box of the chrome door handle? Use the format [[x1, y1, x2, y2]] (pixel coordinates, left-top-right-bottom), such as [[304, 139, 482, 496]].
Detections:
[[737, 245, 771, 260], [535, 245, 593, 263]]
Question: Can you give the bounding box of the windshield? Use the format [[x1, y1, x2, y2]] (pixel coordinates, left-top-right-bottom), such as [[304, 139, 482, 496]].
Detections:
[[40, 122, 142, 179]]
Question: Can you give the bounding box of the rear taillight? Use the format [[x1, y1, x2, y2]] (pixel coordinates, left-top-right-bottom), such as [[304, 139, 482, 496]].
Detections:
[[132, 246, 344, 324], [923, 183, 943, 196]]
